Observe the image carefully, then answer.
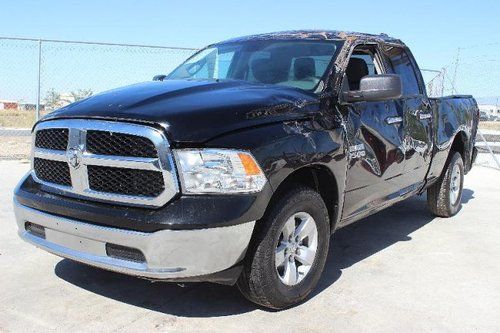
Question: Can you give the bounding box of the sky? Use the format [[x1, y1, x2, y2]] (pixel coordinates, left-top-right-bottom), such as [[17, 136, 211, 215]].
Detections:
[[1, 0, 499, 102]]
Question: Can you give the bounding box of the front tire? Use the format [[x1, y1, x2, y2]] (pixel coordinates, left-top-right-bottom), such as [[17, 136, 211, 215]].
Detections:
[[427, 152, 464, 217], [237, 186, 330, 309]]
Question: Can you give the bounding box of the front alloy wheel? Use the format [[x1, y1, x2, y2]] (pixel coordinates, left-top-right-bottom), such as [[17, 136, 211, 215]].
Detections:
[[275, 212, 318, 286]]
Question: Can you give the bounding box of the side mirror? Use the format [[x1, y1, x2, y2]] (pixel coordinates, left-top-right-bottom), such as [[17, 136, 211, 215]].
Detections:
[[343, 74, 402, 102], [153, 74, 167, 81]]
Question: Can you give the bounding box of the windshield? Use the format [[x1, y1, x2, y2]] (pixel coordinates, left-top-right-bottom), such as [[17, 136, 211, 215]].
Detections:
[[167, 40, 342, 91]]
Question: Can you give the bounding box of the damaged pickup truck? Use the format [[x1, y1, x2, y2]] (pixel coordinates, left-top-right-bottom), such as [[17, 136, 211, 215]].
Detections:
[[14, 30, 478, 309]]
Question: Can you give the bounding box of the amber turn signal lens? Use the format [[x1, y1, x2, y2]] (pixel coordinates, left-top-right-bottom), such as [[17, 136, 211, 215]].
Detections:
[[238, 153, 261, 176]]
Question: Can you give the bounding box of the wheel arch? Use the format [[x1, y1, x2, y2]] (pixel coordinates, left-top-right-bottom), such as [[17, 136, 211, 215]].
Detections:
[[268, 164, 340, 232], [450, 131, 468, 159], [449, 130, 473, 173]]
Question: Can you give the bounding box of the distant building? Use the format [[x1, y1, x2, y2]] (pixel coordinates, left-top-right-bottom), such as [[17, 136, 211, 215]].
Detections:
[[0, 99, 19, 110], [19, 103, 45, 112], [478, 104, 500, 120]]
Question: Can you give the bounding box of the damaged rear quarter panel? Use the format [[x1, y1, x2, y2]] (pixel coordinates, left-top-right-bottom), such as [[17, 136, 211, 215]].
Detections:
[[427, 96, 478, 179]]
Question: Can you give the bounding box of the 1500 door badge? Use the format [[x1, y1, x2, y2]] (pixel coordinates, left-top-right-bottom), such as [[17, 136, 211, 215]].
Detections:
[[349, 143, 366, 159]]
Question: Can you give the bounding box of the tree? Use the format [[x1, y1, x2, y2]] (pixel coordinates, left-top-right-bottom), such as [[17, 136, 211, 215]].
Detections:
[[70, 89, 93, 102], [43, 88, 61, 111]]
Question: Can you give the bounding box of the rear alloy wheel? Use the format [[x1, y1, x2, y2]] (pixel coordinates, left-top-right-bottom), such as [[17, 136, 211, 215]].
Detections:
[[427, 152, 464, 217], [237, 186, 330, 309], [449, 163, 462, 206]]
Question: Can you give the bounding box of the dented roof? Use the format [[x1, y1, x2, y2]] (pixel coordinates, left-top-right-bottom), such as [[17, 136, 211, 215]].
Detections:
[[217, 30, 405, 45]]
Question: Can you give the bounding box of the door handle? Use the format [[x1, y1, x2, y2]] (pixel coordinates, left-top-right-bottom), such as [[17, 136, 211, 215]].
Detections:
[[386, 116, 403, 125], [418, 112, 432, 120]]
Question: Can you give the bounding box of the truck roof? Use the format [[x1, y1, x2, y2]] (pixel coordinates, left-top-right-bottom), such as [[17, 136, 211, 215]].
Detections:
[[218, 30, 405, 46]]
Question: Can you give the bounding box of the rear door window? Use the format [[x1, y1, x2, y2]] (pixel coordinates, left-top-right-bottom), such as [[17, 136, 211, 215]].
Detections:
[[384, 47, 421, 96]]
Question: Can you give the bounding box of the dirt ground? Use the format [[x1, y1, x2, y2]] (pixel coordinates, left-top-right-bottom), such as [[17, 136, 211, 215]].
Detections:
[[479, 121, 500, 131]]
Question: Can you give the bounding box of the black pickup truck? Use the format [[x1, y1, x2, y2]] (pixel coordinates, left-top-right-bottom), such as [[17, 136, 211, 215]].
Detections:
[[14, 30, 478, 309]]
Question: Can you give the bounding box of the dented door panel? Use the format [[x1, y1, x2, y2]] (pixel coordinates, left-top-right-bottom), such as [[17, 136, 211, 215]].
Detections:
[[341, 99, 405, 219]]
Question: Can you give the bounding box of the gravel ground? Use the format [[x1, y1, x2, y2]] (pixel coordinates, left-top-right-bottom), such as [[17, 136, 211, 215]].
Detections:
[[0, 161, 499, 332]]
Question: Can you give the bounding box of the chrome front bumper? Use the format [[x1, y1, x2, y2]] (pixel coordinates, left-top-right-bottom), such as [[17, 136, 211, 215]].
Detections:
[[14, 199, 255, 279]]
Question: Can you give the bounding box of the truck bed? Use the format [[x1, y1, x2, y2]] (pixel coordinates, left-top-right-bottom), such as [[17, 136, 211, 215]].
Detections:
[[426, 95, 479, 181]]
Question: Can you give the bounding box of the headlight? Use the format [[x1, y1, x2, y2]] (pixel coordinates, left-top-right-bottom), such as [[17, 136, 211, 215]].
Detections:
[[175, 149, 266, 194]]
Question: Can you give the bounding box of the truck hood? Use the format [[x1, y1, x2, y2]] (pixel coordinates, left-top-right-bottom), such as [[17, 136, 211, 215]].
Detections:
[[43, 80, 321, 143]]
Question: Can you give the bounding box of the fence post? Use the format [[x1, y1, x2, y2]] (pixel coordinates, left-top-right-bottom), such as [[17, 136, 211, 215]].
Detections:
[[451, 47, 461, 95], [36, 39, 42, 121]]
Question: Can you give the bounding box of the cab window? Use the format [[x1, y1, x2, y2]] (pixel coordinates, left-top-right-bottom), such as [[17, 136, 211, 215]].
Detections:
[[344, 45, 384, 91]]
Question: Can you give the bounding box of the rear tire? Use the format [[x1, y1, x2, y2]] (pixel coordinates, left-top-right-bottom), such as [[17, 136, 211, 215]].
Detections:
[[237, 186, 330, 309], [427, 152, 464, 217]]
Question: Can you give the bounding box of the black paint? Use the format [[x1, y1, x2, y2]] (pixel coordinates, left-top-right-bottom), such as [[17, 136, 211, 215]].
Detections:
[[19, 30, 479, 235]]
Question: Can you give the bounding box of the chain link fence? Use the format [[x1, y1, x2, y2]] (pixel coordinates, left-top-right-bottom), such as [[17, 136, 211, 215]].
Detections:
[[421, 69, 447, 98], [0, 37, 196, 159], [1, 36, 499, 168], [0, 37, 196, 124]]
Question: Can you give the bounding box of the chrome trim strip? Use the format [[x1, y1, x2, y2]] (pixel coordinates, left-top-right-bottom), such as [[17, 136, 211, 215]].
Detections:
[[31, 119, 178, 207], [33, 148, 67, 161], [82, 153, 161, 171], [14, 199, 255, 279]]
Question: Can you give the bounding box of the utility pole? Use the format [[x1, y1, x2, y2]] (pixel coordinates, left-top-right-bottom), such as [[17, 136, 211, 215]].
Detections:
[[451, 47, 461, 95], [36, 39, 42, 121]]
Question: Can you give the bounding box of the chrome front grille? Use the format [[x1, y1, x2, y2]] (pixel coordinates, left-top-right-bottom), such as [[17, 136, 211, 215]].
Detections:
[[31, 119, 178, 207], [87, 165, 165, 197], [35, 128, 69, 150], [33, 158, 72, 186], [86, 131, 158, 158]]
